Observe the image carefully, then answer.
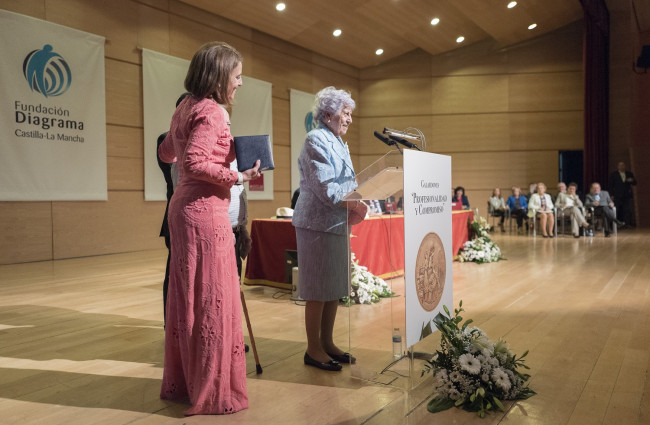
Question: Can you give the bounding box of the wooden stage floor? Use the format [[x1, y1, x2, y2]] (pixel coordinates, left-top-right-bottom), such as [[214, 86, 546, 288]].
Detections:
[[0, 229, 649, 425]]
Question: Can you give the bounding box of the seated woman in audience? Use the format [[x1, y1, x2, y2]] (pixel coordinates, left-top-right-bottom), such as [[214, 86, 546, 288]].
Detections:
[[555, 182, 567, 204], [453, 186, 470, 210], [556, 182, 589, 238], [507, 186, 528, 232], [528, 182, 555, 238], [488, 188, 507, 232]]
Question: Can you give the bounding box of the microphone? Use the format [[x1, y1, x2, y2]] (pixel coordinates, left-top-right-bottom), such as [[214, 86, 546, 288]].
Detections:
[[388, 135, 421, 150], [373, 131, 394, 146], [383, 127, 421, 141]]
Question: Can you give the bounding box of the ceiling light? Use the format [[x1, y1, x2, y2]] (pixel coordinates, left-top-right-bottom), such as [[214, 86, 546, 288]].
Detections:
[[375, 48, 384, 55], [528, 23, 537, 30], [430, 17, 440, 26], [507, 1, 517, 8], [456, 36, 465, 43], [275, 3, 286, 11], [333, 29, 342, 37]]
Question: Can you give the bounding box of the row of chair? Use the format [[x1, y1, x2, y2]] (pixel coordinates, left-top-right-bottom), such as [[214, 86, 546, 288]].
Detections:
[[485, 204, 617, 237]]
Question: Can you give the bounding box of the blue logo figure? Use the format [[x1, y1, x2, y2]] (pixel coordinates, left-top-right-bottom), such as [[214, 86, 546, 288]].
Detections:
[[304, 111, 317, 133], [23, 44, 72, 98]]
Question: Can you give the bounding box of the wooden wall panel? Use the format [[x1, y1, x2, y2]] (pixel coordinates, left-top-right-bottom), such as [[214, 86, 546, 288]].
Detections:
[[431, 113, 510, 153], [45, 0, 139, 63], [506, 23, 583, 74], [52, 192, 165, 259], [450, 151, 559, 191], [432, 75, 509, 114], [430, 39, 509, 77], [106, 125, 143, 159], [169, 1, 253, 43], [0, 202, 52, 264], [360, 49, 432, 81], [249, 45, 313, 100], [107, 157, 143, 191], [0, 0, 45, 18], [359, 78, 432, 117], [169, 15, 253, 62], [137, 3, 170, 54], [105, 59, 142, 127], [509, 111, 583, 151], [508, 72, 583, 112]]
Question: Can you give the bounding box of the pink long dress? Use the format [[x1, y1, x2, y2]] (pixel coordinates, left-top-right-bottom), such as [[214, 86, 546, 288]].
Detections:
[[158, 96, 248, 415]]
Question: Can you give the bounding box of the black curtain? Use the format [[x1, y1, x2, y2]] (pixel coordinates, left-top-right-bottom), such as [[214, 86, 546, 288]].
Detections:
[[580, 0, 610, 192]]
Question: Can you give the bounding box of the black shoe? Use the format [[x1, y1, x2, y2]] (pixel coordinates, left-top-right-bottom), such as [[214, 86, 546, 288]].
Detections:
[[245, 344, 249, 353], [304, 353, 342, 371], [542, 234, 549, 238], [615, 220, 625, 227], [605, 232, 611, 238], [327, 352, 356, 364]]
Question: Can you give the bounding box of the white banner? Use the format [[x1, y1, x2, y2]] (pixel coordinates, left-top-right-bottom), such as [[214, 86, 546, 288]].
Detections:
[[403, 150, 453, 349], [0, 10, 106, 201], [142, 49, 273, 201], [289, 89, 316, 194]]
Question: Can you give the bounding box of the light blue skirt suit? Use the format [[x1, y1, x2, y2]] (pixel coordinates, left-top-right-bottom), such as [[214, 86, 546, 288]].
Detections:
[[292, 124, 358, 301]]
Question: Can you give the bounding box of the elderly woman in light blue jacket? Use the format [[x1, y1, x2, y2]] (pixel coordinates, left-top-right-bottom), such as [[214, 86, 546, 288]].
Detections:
[[292, 87, 366, 372]]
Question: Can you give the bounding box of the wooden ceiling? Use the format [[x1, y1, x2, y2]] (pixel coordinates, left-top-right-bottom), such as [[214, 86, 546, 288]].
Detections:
[[179, 0, 648, 69]]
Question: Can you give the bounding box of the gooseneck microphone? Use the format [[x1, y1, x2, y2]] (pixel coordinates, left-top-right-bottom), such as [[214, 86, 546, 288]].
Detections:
[[388, 135, 421, 150], [373, 131, 402, 153], [373, 131, 394, 146]]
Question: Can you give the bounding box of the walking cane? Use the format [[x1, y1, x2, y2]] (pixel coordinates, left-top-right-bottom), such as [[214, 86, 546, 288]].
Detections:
[[240, 287, 262, 374]]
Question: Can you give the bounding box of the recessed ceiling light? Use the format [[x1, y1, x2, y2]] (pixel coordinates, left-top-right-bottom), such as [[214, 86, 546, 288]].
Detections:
[[528, 23, 537, 30], [456, 36, 465, 43], [430, 17, 440, 26], [275, 3, 286, 11], [507, 1, 517, 8], [375, 48, 384, 55], [333, 29, 342, 37]]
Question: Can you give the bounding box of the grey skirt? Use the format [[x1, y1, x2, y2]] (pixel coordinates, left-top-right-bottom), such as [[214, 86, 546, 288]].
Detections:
[[295, 227, 349, 301]]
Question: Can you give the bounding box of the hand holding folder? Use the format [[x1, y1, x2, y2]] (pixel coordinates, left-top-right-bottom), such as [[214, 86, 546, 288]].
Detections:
[[234, 135, 274, 172]]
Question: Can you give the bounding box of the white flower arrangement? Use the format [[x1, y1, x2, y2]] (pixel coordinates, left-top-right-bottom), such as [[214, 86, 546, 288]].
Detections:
[[458, 215, 504, 264], [422, 302, 535, 418], [343, 253, 394, 305]]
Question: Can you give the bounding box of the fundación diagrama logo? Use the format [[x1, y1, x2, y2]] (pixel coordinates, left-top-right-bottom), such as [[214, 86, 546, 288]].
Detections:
[[23, 44, 72, 98]]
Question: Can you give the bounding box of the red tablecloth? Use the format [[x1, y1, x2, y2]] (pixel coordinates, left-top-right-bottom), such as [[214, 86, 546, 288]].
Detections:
[[243, 210, 474, 289]]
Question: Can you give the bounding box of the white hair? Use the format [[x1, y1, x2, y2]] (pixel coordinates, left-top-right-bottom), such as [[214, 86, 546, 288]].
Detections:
[[313, 86, 355, 123]]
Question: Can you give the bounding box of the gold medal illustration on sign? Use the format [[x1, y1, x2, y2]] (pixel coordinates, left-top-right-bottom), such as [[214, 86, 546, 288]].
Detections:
[[415, 232, 446, 311]]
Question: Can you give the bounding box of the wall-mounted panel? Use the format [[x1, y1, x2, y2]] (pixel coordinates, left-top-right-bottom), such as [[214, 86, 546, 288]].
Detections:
[[432, 75, 509, 114], [0, 202, 52, 264], [52, 191, 165, 259], [508, 72, 583, 112]]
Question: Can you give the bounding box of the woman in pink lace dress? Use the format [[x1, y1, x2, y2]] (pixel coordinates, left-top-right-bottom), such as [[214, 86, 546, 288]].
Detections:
[[158, 42, 260, 415]]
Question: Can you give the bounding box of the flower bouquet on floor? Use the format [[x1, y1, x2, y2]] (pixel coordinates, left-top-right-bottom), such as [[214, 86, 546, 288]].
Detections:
[[343, 253, 394, 305], [422, 302, 535, 418], [458, 215, 504, 263]]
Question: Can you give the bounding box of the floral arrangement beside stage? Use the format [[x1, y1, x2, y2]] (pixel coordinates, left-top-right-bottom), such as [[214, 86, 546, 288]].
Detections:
[[343, 253, 394, 305], [422, 302, 535, 418], [458, 215, 504, 264]]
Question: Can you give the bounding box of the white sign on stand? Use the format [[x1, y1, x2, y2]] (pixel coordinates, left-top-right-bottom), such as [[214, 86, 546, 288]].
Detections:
[[403, 150, 453, 349]]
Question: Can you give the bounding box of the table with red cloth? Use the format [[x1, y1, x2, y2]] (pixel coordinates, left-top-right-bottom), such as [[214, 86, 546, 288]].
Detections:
[[243, 210, 474, 290]]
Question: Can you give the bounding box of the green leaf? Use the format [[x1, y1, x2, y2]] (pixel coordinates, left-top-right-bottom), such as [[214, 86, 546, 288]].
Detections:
[[426, 396, 455, 413], [443, 305, 450, 316], [492, 396, 504, 410], [454, 396, 466, 407]]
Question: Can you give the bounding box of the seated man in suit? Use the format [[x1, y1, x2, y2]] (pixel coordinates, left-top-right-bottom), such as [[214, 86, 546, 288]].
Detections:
[[584, 182, 624, 238]]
